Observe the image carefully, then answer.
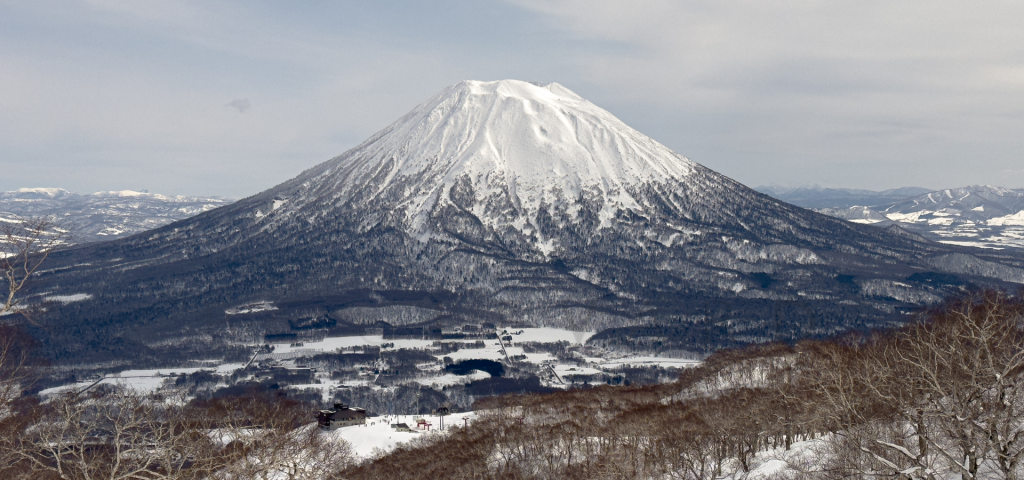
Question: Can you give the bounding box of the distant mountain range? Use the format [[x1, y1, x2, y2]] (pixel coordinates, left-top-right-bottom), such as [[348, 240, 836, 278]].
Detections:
[[757, 185, 1024, 249], [755, 185, 935, 209], [0, 188, 233, 243]]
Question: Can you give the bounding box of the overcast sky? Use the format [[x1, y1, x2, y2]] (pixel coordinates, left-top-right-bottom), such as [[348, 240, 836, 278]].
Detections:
[[2, 1, 1023, 198]]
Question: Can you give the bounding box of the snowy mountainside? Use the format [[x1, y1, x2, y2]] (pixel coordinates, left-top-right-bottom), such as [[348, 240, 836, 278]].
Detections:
[[262, 80, 697, 249], [26, 80, 1024, 366], [0, 187, 233, 243], [800, 185, 1024, 249], [880, 185, 1024, 226]]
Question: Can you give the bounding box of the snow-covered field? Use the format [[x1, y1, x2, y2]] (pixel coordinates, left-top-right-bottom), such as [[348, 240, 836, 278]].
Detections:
[[599, 356, 701, 369], [39, 364, 247, 397], [41, 323, 695, 400], [875, 212, 1024, 250], [256, 325, 684, 393], [413, 370, 491, 388], [509, 327, 596, 344], [44, 293, 93, 304], [329, 412, 478, 460], [36, 322, 699, 469]]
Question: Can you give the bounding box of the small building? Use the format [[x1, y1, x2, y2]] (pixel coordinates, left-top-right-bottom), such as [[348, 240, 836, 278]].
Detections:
[[318, 403, 367, 430], [391, 423, 413, 432]]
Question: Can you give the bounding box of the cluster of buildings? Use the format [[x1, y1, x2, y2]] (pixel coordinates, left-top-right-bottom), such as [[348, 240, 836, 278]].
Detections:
[[317, 403, 367, 430]]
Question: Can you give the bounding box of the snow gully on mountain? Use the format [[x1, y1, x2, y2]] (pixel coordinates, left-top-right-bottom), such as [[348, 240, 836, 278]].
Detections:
[[281, 80, 695, 246]]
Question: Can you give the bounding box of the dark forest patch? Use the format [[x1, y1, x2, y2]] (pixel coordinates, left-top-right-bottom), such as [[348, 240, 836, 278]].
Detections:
[[446, 359, 504, 377]]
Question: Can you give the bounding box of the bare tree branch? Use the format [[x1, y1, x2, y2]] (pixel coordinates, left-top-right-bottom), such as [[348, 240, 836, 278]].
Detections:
[[0, 214, 72, 323]]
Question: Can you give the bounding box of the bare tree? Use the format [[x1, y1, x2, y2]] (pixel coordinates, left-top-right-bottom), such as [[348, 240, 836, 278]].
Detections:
[[16, 386, 221, 480], [198, 393, 354, 480], [15, 386, 353, 480], [0, 216, 69, 479], [0, 215, 68, 411], [1, 214, 71, 321], [904, 291, 1024, 480], [805, 290, 1024, 480], [0, 325, 36, 414]]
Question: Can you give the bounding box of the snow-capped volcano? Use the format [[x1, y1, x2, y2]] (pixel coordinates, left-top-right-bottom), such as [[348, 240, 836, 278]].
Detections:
[[255, 79, 865, 259], [320, 80, 692, 232], [265, 80, 698, 253], [28, 80, 1024, 366]]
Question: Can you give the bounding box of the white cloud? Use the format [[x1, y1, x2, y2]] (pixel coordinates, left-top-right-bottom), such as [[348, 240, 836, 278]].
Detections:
[[507, 0, 1024, 189], [1, 0, 1023, 195], [0, 1, 464, 197]]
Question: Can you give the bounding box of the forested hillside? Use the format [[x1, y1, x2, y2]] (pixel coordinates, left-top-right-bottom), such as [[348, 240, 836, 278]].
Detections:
[[346, 289, 1024, 479]]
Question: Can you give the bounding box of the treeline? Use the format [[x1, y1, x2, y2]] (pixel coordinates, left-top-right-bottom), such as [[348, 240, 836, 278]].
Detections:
[[344, 289, 1024, 479], [0, 383, 352, 479]]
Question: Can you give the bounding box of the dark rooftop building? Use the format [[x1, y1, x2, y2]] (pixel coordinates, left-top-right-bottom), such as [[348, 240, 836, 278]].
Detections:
[[318, 403, 367, 430]]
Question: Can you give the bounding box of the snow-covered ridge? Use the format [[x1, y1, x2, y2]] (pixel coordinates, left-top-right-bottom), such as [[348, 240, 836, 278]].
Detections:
[[87, 190, 222, 202], [90, 190, 171, 200], [15, 187, 73, 197], [0, 188, 233, 243], [770, 185, 1024, 250], [299, 79, 696, 236], [985, 211, 1024, 226]]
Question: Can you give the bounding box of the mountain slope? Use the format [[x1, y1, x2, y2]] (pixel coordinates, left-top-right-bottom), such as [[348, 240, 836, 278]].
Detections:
[[0, 188, 233, 243], [26, 80, 1024, 366], [808, 185, 1024, 249]]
